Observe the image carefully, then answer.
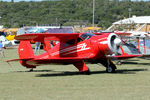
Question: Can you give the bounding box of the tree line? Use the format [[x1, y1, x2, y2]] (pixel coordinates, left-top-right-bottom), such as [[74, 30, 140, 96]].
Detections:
[[0, 0, 150, 29]]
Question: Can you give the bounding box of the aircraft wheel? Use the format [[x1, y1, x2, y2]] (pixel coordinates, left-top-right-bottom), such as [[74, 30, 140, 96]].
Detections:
[[29, 68, 34, 72], [106, 67, 116, 73]]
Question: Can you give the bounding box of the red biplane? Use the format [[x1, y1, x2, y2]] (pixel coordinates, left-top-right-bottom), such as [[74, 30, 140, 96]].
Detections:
[[7, 32, 146, 74]]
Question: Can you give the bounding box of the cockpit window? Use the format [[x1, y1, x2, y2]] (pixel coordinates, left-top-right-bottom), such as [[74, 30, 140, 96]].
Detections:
[[65, 39, 75, 46], [80, 33, 95, 40]]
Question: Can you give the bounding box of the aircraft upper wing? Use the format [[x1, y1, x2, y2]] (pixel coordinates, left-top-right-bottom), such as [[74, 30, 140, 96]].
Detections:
[[15, 32, 81, 42]]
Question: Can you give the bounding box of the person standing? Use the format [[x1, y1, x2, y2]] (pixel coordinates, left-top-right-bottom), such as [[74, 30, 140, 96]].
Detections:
[[34, 42, 41, 54], [0, 41, 5, 58]]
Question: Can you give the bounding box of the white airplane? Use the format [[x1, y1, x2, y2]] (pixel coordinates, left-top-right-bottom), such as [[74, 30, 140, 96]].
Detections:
[[0, 36, 17, 47], [128, 31, 148, 37]]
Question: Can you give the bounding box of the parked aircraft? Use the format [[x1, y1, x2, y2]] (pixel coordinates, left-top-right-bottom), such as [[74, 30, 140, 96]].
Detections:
[[5, 28, 18, 41], [0, 35, 12, 47], [7, 32, 147, 74], [0, 35, 18, 47]]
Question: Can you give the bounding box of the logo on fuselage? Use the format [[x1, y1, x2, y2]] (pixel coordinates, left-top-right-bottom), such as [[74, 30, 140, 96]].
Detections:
[[50, 43, 91, 56]]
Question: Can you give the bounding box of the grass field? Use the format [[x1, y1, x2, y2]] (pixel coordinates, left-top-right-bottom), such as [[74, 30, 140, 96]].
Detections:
[[1, 48, 150, 100]]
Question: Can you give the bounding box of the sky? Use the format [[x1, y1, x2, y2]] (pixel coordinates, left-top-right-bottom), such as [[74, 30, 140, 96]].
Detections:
[[0, 0, 150, 2]]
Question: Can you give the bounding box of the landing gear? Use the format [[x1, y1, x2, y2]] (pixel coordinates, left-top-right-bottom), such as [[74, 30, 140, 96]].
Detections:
[[106, 59, 116, 73], [80, 69, 91, 75], [73, 61, 91, 75], [106, 66, 116, 73], [99, 58, 117, 73]]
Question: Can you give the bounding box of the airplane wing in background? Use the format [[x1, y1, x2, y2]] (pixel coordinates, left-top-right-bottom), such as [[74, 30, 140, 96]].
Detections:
[[94, 32, 131, 36], [107, 54, 150, 60], [15, 33, 80, 42]]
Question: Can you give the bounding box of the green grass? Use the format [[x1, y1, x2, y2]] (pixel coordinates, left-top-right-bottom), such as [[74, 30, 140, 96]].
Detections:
[[1, 48, 150, 100]]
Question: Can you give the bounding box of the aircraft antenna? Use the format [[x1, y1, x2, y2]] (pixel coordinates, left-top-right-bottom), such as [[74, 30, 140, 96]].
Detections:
[[92, 0, 95, 27]]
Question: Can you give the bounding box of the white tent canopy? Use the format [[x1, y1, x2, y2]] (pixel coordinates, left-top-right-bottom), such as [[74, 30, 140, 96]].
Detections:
[[0, 25, 3, 29], [113, 16, 150, 24]]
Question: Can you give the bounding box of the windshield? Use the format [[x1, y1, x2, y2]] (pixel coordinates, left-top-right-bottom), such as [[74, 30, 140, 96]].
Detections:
[[80, 33, 96, 40]]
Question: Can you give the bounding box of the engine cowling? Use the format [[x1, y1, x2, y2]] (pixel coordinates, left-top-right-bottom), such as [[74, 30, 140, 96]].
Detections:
[[107, 33, 122, 53], [97, 33, 122, 55]]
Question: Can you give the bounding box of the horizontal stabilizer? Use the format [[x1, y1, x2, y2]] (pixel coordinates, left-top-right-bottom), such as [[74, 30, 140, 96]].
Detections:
[[6, 58, 33, 62]]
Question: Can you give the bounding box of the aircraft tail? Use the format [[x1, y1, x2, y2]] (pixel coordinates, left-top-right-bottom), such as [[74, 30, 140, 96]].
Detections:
[[18, 41, 34, 59], [6, 41, 36, 68]]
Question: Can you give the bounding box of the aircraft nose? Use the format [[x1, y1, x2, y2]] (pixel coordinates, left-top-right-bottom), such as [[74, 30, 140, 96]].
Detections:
[[107, 33, 122, 53], [114, 38, 122, 46]]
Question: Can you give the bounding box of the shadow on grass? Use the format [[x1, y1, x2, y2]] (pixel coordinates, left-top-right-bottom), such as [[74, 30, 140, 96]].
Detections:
[[121, 62, 138, 64], [35, 68, 148, 77], [15, 69, 54, 73], [123, 59, 140, 61], [116, 68, 148, 74]]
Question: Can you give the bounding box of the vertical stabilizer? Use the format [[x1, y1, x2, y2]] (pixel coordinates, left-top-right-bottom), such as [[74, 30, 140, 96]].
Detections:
[[18, 41, 34, 59]]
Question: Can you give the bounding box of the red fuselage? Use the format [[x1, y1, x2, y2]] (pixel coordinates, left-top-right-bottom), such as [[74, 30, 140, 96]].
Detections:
[[24, 33, 120, 67]]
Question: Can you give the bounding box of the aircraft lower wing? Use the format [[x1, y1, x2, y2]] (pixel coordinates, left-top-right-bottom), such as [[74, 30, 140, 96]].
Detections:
[[7, 56, 95, 66], [6, 53, 96, 64], [34, 53, 96, 62]]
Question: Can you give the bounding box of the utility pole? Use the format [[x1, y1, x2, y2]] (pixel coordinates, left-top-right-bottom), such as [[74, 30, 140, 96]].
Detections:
[[128, 8, 132, 18], [92, 0, 95, 27]]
